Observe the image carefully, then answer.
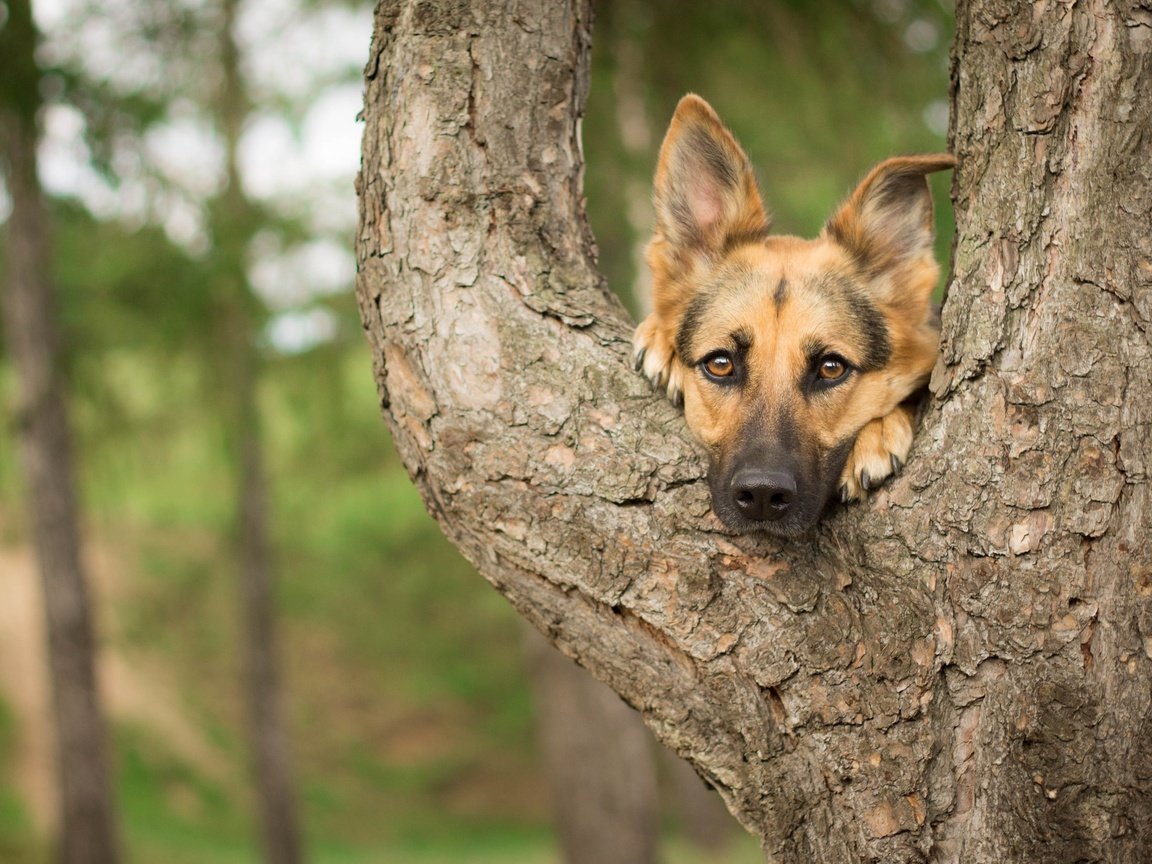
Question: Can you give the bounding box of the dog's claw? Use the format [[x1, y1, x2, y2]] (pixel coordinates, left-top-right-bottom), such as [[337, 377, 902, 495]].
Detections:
[[891, 454, 903, 475], [671, 389, 684, 409], [860, 472, 873, 492], [633, 347, 646, 373], [839, 484, 849, 504]]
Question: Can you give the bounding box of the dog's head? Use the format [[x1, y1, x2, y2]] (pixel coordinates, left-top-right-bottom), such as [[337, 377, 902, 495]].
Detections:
[[646, 95, 953, 536]]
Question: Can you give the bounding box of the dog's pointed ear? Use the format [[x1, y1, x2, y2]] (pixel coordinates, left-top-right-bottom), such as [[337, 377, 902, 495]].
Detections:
[[651, 95, 770, 260], [823, 155, 956, 274]]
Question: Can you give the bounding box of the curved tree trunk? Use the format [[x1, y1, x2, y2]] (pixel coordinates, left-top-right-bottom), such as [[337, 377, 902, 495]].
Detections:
[[355, 2, 1152, 861]]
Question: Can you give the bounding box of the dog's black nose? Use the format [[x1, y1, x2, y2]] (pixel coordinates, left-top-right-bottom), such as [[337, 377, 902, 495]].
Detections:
[[730, 469, 796, 521]]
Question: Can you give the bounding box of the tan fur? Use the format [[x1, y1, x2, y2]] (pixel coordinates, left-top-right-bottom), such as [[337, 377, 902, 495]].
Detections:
[[634, 94, 955, 534]]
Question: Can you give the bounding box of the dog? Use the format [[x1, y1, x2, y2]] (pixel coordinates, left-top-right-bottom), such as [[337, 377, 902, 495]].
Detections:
[[633, 94, 954, 536]]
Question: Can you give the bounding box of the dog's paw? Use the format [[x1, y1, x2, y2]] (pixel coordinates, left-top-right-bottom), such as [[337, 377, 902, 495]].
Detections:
[[839, 407, 915, 503], [633, 314, 685, 407]]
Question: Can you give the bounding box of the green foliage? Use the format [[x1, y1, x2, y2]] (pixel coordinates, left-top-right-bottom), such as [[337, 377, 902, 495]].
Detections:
[[116, 723, 253, 864]]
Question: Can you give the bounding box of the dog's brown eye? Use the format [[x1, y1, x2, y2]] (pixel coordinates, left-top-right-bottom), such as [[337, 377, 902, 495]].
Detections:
[[818, 357, 847, 381], [703, 354, 734, 379]]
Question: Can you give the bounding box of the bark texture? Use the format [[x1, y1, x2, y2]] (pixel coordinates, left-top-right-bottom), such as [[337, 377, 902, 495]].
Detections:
[[355, 1, 1152, 861], [928, 2, 1152, 859], [0, 1, 120, 861]]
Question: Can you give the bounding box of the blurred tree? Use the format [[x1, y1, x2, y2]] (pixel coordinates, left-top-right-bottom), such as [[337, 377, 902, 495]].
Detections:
[[659, 747, 733, 852], [1, 0, 346, 857], [0, 1, 121, 862], [357, 1, 1152, 861], [210, 0, 303, 860], [523, 625, 658, 864]]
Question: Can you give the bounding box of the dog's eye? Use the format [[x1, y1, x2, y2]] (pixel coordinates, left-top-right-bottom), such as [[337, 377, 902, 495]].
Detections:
[[701, 353, 735, 380], [817, 356, 848, 381]]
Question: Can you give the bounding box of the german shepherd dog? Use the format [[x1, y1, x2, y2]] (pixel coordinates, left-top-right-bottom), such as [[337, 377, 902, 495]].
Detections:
[[633, 95, 954, 536]]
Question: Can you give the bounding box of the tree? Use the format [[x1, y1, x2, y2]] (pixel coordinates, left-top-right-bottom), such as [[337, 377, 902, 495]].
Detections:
[[522, 624, 658, 864], [211, 0, 303, 860], [355, 1, 1152, 861], [0, 1, 120, 862]]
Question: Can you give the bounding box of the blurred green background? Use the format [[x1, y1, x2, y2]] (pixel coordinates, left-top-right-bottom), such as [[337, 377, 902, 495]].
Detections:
[[0, 0, 953, 861]]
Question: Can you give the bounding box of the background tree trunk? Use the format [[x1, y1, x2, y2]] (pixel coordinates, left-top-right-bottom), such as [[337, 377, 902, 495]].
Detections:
[[214, 1, 303, 860], [523, 625, 658, 864], [355, 1, 1152, 861], [0, 2, 121, 862], [660, 746, 734, 852]]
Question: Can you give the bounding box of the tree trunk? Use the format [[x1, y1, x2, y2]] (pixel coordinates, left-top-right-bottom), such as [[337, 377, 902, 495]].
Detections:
[[522, 624, 658, 864], [214, 1, 302, 861], [0, 2, 121, 862], [355, 1, 1152, 861], [927, 2, 1152, 859]]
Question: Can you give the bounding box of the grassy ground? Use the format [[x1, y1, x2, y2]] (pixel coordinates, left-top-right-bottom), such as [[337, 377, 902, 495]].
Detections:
[[112, 709, 765, 863]]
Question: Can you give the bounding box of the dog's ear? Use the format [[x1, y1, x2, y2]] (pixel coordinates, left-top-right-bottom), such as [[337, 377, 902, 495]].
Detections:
[[823, 155, 956, 277], [651, 95, 769, 265]]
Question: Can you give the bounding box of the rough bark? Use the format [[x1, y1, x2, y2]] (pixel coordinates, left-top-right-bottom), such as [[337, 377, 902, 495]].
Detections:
[[215, 1, 302, 860], [927, 2, 1152, 859], [523, 625, 658, 864], [0, 1, 121, 862], [355, 1, 1152, 861]]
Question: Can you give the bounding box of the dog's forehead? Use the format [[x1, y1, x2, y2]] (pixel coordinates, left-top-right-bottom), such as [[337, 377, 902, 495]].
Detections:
[[678, 238, 869, 355], [739, 236, 856, 286]]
